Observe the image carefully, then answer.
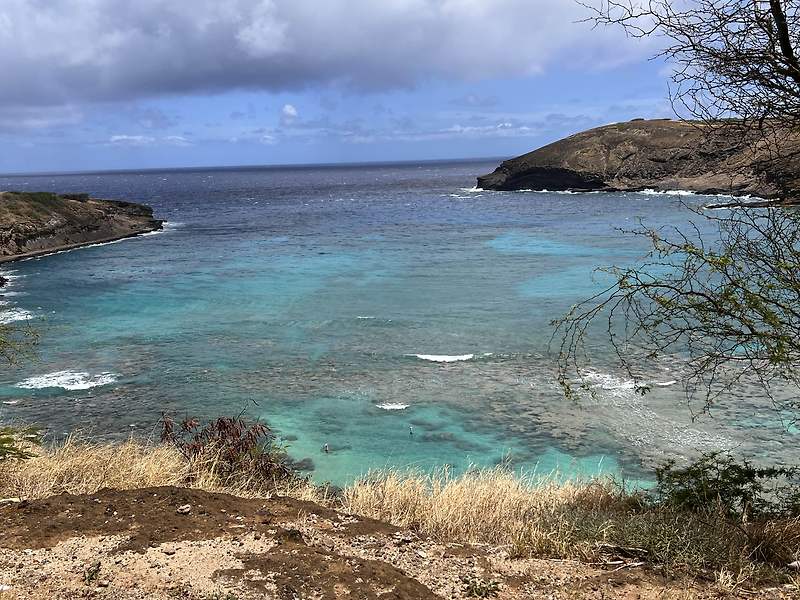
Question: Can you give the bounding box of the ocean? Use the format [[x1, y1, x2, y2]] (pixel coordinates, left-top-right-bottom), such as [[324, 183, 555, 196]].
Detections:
[[0, 160, 795, 485]]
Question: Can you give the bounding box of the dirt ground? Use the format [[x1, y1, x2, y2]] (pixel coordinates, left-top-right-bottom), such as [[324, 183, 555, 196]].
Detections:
[[0, 486, 797, 599]]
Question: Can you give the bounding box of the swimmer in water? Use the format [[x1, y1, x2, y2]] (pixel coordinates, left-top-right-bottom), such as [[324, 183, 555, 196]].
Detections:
[[409, 425, 413, 436], [323, 443, 330, 453]]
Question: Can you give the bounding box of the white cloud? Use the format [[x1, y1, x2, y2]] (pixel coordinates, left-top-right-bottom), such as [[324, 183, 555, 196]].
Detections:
[[0, 0, 649, 106], [281, 103, 298, 122], [109, 135, 156, 146], [108, 134, 191, 146]]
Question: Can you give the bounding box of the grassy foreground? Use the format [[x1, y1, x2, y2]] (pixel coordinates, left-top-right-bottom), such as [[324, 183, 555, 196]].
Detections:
[[1, 437, 799, 591]]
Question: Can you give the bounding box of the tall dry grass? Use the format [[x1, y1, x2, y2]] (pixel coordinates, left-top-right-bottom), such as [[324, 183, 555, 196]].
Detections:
[[342, 467, 633, 558], [342, 467, 800, 580], [0, 435, 321, 502], [2, 439, 798, 585]]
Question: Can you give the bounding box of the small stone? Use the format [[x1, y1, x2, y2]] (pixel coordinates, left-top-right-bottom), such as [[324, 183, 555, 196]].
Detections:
[[97, 580, 110, 588], [789, 560, 800, 570], [162, 548, 176, 556], [176, 504, 191, 515]]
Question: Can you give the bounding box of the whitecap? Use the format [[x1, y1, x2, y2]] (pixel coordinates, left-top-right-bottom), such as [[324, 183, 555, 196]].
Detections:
[[638, 188, 697, 197], [376, 403, 409, 410], [410, 354, 474, 363], [651, 380, 678, 387], [16, 370, 118, 391], [1, 400, 19, 406], [0, 308, 33, 324], [459, 187, 485, 193]]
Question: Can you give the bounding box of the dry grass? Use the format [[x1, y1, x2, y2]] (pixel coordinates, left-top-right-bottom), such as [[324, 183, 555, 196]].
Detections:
[[342, 467, 633, 559], [0, 435, 321, 502], [2, 439, 799, 586], [342, 467, 800, 583]]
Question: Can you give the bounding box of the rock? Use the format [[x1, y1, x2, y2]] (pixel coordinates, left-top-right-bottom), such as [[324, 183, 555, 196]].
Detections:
[[176, 505, 191, 515], [477, 119, 798, 199], [788, 560, 800, 570], [0, 192, 163, 263], [97, 580, 110, 588]]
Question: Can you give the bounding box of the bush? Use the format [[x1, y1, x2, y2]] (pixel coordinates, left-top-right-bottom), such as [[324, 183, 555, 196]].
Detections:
[[654, 452, 800, 518], [160, 414, 294, 488], [0, 426, 39, 461]]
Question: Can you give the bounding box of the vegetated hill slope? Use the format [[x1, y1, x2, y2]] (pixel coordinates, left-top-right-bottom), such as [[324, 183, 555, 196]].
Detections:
[[478, 119, 798, 199], [0, 191, 162, 262]]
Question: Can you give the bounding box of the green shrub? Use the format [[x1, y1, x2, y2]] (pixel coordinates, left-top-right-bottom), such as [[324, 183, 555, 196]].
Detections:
[[654, 452, 800, 518], [0, 426, 40, 461]]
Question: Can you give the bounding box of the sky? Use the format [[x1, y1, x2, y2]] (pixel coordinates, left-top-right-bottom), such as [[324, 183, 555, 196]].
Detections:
[[0, 0, 672, 174]]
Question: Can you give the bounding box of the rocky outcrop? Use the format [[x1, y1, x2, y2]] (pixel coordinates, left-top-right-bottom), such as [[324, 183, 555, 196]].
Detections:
[[478, 119, 798, 199], [0, 192, 162, 263]]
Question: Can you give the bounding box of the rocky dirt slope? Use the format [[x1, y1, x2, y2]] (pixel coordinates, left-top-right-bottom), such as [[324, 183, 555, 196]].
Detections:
[[1, 486, 796, 599], [0, 192, 162, 263], [478, 119, 798, 199]]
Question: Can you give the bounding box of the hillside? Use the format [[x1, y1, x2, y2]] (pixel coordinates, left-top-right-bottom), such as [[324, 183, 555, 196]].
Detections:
[[477, 119, 799, 199], [0, 192, 162, 264]]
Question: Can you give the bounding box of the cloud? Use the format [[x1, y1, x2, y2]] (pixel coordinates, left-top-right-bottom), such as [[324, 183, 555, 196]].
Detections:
[[0, 0, 648, 107], [0, 105, 83, 132], [450, 94, 500, 108], [108, 134, 191, 146], [280, 103, 298, 125]]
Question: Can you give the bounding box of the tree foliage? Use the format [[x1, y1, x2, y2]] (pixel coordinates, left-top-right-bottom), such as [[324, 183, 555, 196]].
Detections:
[[586, 0, 800, 197], [0, 300, 39, 461], [554, 205, 800, 416]]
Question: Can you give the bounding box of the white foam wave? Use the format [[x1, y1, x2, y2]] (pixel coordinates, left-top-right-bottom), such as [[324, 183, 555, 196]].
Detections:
[[0, 308, 33, 324], [410, 354, 474, 363], [639, 188, 697, 197], [459, 187, 485, 193], [521, 189, 604, 195], [581, 369, 732, 452], [376, 403, 409, 410], [16, 370, 118, 391], [1, 400, 19, 406]]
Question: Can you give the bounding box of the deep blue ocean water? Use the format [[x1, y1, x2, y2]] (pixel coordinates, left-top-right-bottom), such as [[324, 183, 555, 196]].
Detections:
[[0, 161, 795, 484]]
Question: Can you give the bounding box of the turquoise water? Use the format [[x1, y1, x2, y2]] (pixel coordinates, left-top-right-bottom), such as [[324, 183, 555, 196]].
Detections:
[[0, 162, 796, 484]]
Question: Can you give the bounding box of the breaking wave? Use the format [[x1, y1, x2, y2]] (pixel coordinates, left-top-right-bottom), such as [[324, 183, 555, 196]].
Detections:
[[16, 370, 118, 391]]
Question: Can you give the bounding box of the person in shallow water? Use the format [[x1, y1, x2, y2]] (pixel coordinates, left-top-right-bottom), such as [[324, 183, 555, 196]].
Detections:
[[323, 443, 330, 453], [409, 425, 413, 436]]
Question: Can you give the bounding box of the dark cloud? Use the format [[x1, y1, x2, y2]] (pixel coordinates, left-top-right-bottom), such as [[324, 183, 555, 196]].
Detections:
[[0, 0, 645, 108]]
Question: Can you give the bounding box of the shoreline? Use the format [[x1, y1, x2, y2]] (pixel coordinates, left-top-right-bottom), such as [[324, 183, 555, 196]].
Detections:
[[0, 224, 163, 265]]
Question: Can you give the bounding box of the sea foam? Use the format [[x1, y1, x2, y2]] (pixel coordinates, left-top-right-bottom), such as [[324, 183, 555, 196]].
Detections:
[[410, 354, 474, 363], [376, 403, 409, 410], [0, 308, 33, 324], [16, 370, 118, 391]]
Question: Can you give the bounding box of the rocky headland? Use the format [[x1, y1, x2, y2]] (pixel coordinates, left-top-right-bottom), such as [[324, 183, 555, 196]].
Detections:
[[0, 191, 162, 265], [478, 119, 798, 200]]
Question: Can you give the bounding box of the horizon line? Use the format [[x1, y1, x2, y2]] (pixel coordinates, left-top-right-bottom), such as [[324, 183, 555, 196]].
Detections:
[[0, 155, 508, 179]]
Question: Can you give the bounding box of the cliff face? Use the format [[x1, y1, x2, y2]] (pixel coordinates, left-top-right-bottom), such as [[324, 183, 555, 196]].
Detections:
[[0, 192, 162, 262], [478, 119, 796, 198]]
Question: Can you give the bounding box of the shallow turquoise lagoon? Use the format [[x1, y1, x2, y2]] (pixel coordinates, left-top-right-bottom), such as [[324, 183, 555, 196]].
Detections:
[[0, 162, 795, 485]]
